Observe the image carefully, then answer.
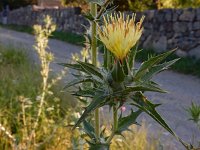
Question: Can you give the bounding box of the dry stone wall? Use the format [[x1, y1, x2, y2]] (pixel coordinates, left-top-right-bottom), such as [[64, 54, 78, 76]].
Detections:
[[1, 6, 89, 33], [1, 6, 200, 58], [137, 8, 200, 58]]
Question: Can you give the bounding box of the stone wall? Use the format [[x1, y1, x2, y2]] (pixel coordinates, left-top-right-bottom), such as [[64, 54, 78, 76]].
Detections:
[[137, 8, 200, 58], [1, 6, 200, 58], [1, 6, 89, 33]]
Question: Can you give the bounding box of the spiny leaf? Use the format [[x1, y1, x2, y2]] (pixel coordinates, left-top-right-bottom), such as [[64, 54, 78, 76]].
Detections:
[[58, 63, 83, 71], [74, 93, 109, 129], [77, 61, 103, 79], [83, 120, 96, 140], [72, 89, 96, 98], [141, 58, 180, 82], [64, 78, 93, 89], [134, 49, 176, 80], [117, 110, 141, 134], [125, 83, 167, 93], [131, 92, 175, 137]]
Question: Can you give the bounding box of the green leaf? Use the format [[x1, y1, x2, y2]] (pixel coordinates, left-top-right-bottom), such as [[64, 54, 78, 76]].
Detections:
[[87, 0, 105, 5], [88, 143, 109, 150], [59, 62, 103, 80], [72, 89, 96, 98], [77, 61, 103, 79], [131, 92, 190, 149], [64, 77, 93, 89], [141, 58, 180, 82], [125, 83, 167, 93], [58, 63, 83, 72], [134, 49, 176, 80], [117, 110, 141, 134], [83, 12, 95, 21], [74, 93, 109, 129], [131, 92, 176, 137], [83, 120, 96, 140]]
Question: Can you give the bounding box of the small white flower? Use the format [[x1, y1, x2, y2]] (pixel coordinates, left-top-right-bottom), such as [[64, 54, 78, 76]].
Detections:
[[47, 90, 53, 95], [36, 96, 42, 101], [74, 112, 81, 119], [46, 107, 54, 111]]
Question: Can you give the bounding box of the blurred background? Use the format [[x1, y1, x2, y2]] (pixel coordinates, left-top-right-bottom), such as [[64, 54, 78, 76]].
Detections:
[[1, 0, 200, 11]]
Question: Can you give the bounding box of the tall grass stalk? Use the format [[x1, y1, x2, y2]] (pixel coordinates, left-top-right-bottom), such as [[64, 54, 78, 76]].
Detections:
[[29, 15, 56, 144], [0, 123, 16, 146], [90, 3, 100, 139]]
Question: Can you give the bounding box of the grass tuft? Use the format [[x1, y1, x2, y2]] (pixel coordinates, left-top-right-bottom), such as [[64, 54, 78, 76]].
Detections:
[[136, 49, 200, 77]]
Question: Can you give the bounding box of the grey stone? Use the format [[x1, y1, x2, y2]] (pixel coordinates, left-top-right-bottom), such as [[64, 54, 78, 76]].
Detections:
[[179, 9, 195, 21], [143, 35, 153, 49], [153, 36, 167, 52], [196, 8, 200, 21], [176, 49, 188, 57], [189, 45, 200, 58], [164, 9, 172, 21], [173, 22, 188, 32], [193, 21, 200, 30], [178, 38, 197, 51], [194, 30, 200, 37], [145, 10, 155, 20]]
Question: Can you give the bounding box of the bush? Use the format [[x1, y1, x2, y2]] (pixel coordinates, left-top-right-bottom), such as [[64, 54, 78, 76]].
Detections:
[[61, 0, 200, 12], [0, 0, 37, 10]]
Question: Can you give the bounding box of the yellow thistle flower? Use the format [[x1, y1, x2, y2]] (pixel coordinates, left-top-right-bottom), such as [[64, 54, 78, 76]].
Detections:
[[98, 13, 144, 61]]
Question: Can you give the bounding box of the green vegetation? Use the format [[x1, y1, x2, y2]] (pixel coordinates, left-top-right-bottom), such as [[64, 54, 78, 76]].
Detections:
[[0, 24, 85, 46], [137, 49, 200, 77], [0, 46, 76, 149], [0, 0, 37, 10], [61, 0, 200, 11], [0, 41, 161, 150], [187, 102, 200, 128]]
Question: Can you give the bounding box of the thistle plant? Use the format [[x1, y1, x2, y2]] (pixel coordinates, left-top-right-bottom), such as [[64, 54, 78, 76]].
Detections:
[[188, 102, 200, 129], [60, 0, 191, 149]]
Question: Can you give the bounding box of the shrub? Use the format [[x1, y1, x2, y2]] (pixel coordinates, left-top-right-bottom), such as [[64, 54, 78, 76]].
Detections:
[[0, 0, 37, 10]]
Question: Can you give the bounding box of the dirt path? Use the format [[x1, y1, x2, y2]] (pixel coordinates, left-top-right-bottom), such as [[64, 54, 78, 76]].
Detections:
[[1, 27, 200, 149]]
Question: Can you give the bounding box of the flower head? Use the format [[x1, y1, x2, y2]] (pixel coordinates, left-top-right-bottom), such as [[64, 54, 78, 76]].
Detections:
[[98, 13, 144, 61]]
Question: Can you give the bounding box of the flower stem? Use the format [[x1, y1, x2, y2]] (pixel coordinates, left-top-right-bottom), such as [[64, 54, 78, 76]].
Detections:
[[113, 105, 118, 131], [107, 105, 118, 143], [90, 3, 100, 139]]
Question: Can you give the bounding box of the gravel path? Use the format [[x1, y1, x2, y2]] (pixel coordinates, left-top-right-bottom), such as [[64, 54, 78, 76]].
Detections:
[[0, 27, 200, 149]]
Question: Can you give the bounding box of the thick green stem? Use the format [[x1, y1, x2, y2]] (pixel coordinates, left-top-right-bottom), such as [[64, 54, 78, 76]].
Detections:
[[107, 106, 118, 143], [113, 106, 118, 131], [90, 3, 97, 66], [90, 3, 100, 139]]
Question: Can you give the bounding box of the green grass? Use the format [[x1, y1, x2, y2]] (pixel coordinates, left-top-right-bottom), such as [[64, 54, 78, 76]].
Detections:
[[0, 46, 77, 149], [1, 23, 200, 78], [136, 49, 200, 77], [0, 24, 85, 46], [187, 102, 200, 125]]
